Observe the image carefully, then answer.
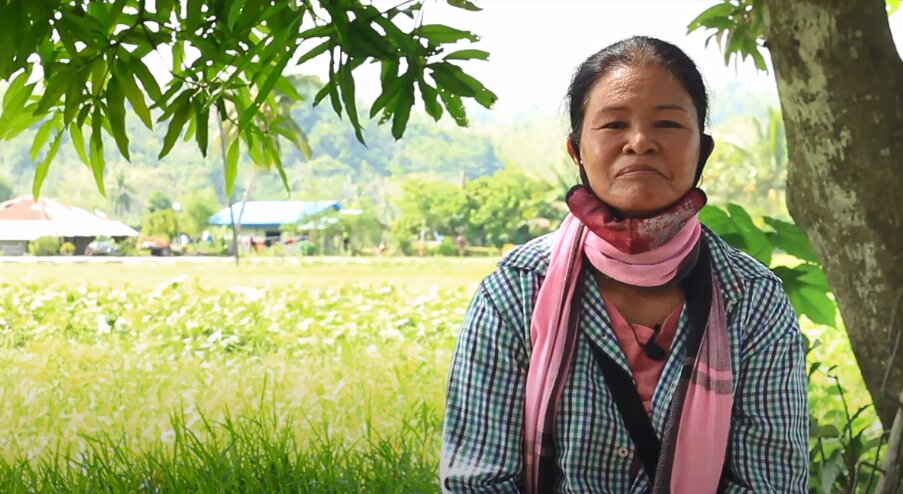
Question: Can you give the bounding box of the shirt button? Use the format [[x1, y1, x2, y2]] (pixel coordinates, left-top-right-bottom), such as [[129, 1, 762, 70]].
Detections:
[[617, 447, 630, 458]]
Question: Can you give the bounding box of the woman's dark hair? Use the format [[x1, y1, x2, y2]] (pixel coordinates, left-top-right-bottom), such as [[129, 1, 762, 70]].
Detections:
[[566, 36, 709, 151]]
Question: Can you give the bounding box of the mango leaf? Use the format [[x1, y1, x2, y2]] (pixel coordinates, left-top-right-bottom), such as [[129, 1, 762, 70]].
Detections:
[[438, 88, 467, 126], [69, 124, 90, 167], [390, 81, 415, 140], [29, 117, 56, 161], [418, 78, 442, 121], [88, 125, 106, 197], [444, 49, 490, 61], [105, 75, 131, 161], [447, 0, 482, 11], [687, 2, 734, 32], [115, 62, 153, 129], [158, 93, 192, 159], [32, 128, 62, 199], [339, 61, 365, 145], [417, 24, 478, 44], [127, 57, 163, 103], [225, 136, 240, 198], [194, 98, 209, 158]]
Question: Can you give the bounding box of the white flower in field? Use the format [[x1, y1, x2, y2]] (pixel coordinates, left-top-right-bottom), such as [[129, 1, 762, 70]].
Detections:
[[29, 298, 43, 310], [160, 429, 176, 443], [206, 329, 222, 343], [365, 344, 378, 357], [230, 286, 265, 302], [96, 314, 111, 334], [378, 328, 403, 340]]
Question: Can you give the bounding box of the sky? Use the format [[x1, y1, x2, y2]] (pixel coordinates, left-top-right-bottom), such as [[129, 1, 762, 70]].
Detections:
[[332, 0, 903, 117]]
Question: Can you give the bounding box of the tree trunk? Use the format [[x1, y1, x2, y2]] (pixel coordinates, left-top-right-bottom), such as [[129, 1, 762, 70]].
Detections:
[[877, 389, 903, 493], [760, 0, 903, 426]]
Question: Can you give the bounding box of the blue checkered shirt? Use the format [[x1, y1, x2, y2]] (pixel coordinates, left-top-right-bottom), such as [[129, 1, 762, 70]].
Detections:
[[440, 227, 809, 493]]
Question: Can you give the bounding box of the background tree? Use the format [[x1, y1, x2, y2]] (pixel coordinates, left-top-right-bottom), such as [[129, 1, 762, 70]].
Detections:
[[0, 0, 496, 200], [0, 177, 13, 202]]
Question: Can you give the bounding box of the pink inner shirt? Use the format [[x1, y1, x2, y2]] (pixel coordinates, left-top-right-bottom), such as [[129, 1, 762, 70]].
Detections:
[[601, 294, 683, 414]]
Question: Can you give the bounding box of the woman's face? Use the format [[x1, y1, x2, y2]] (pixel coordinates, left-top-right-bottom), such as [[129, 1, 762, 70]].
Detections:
[[568, 63, 701, 216]]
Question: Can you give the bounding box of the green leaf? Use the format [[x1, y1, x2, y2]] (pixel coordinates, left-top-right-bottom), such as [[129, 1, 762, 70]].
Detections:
[[63, 76, 82, 125], [273, 118, 311, 159], [2, 69, 30, 110], [89, 124, 107, 197], [370, 69, 406, 119], [127, 57, 163, 104], [887, 0, 899, 15], [438, 88, 467, 126], [226, 0, 244, 30], [29, 117, 56, 161], [106, 75, 131, 161], [238, 48, 296, 133], [687, 2, 734, 32], [699, 205, 733, 233], [339, 62, 365, 145], [763, 217, 819, 263], [444, 49, 490, 61], [447, 0, 482, 11], [783, 276, 837, 326], [390, 81, 415, 140], [274, 76, 303, 101], [115, 63, 152, 129], [725, 203, 772, 265], [69, 124, 90, 167], [194, 98, 209, 158], [32, 129, 62, 199], [417, 24, 478, 44], [225, 136, 240, 198], [810, 424, 840, 439], [418, 78, 442, 121], [158, 94, 192, 159]]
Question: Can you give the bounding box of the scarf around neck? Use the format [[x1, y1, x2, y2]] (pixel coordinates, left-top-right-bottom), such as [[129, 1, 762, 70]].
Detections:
[[523, 186, 733, 493]]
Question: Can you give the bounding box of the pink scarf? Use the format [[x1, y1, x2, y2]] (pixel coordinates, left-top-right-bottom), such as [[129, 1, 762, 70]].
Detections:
[[523, 187, 733, 493]]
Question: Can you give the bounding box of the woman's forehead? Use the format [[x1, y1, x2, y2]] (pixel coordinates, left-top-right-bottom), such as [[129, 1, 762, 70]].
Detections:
[[586, 65, 696, 116]]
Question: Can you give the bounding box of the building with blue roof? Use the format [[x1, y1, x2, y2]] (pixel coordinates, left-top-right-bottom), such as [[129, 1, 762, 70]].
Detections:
[[208, 200, 341, 243]]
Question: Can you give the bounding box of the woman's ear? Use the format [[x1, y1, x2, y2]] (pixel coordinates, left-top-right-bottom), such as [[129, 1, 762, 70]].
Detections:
[[566, 136, 581, 165], [694, 133, 715, 186]]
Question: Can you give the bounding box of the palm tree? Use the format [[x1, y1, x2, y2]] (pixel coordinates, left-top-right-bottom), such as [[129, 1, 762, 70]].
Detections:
[[112, 168, 136, 217]]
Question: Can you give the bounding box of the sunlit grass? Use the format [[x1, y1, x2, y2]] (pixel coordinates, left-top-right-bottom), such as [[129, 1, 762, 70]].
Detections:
[[0, 257, 880, 491]]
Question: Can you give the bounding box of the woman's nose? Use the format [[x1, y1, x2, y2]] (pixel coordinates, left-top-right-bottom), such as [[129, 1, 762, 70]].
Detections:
[[623, 129, 657, 155]]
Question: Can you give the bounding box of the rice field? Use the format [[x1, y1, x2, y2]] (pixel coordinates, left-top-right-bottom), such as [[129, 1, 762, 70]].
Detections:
[[0, 257, 879, 492]]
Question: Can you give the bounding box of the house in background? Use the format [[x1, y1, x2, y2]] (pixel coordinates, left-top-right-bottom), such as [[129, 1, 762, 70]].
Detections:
[[0, 196, 138, 255], [207, 200, 341, 245]]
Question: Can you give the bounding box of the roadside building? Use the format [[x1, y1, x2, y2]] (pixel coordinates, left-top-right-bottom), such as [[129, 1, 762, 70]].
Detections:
[[0, 195, 138, 255]]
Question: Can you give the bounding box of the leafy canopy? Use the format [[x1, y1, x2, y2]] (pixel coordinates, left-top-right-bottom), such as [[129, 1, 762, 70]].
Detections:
[[0, 0, 496, 198]]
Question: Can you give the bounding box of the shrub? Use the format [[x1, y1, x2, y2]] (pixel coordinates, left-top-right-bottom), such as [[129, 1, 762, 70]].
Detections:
[[27, 236, 61, 256], [59, 242, 76, 256], [297, 241, 317, 256], [434, 237, 458, 256]]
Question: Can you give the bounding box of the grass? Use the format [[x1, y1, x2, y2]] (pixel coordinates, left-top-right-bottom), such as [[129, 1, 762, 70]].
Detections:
[[0, 257, 881, 492]]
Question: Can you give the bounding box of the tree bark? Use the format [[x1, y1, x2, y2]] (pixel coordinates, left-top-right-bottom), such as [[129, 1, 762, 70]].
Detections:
[[877, 389, 903, 493], [760, 0, 903, 426]]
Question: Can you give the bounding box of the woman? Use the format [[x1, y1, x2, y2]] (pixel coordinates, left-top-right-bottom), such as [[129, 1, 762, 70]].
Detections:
[[440, 37, 808, 493]]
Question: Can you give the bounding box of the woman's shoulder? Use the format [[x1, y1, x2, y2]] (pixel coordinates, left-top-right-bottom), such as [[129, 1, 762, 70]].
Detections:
[[496, 232, 555, 275]]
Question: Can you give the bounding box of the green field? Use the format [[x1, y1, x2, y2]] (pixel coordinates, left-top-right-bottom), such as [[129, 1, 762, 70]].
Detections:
[[0, 258, 880, 492]]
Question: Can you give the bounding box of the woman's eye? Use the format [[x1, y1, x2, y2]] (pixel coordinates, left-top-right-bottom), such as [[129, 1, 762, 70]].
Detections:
[[600, 121, 627, 129], [655, 120, 682, 128]]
